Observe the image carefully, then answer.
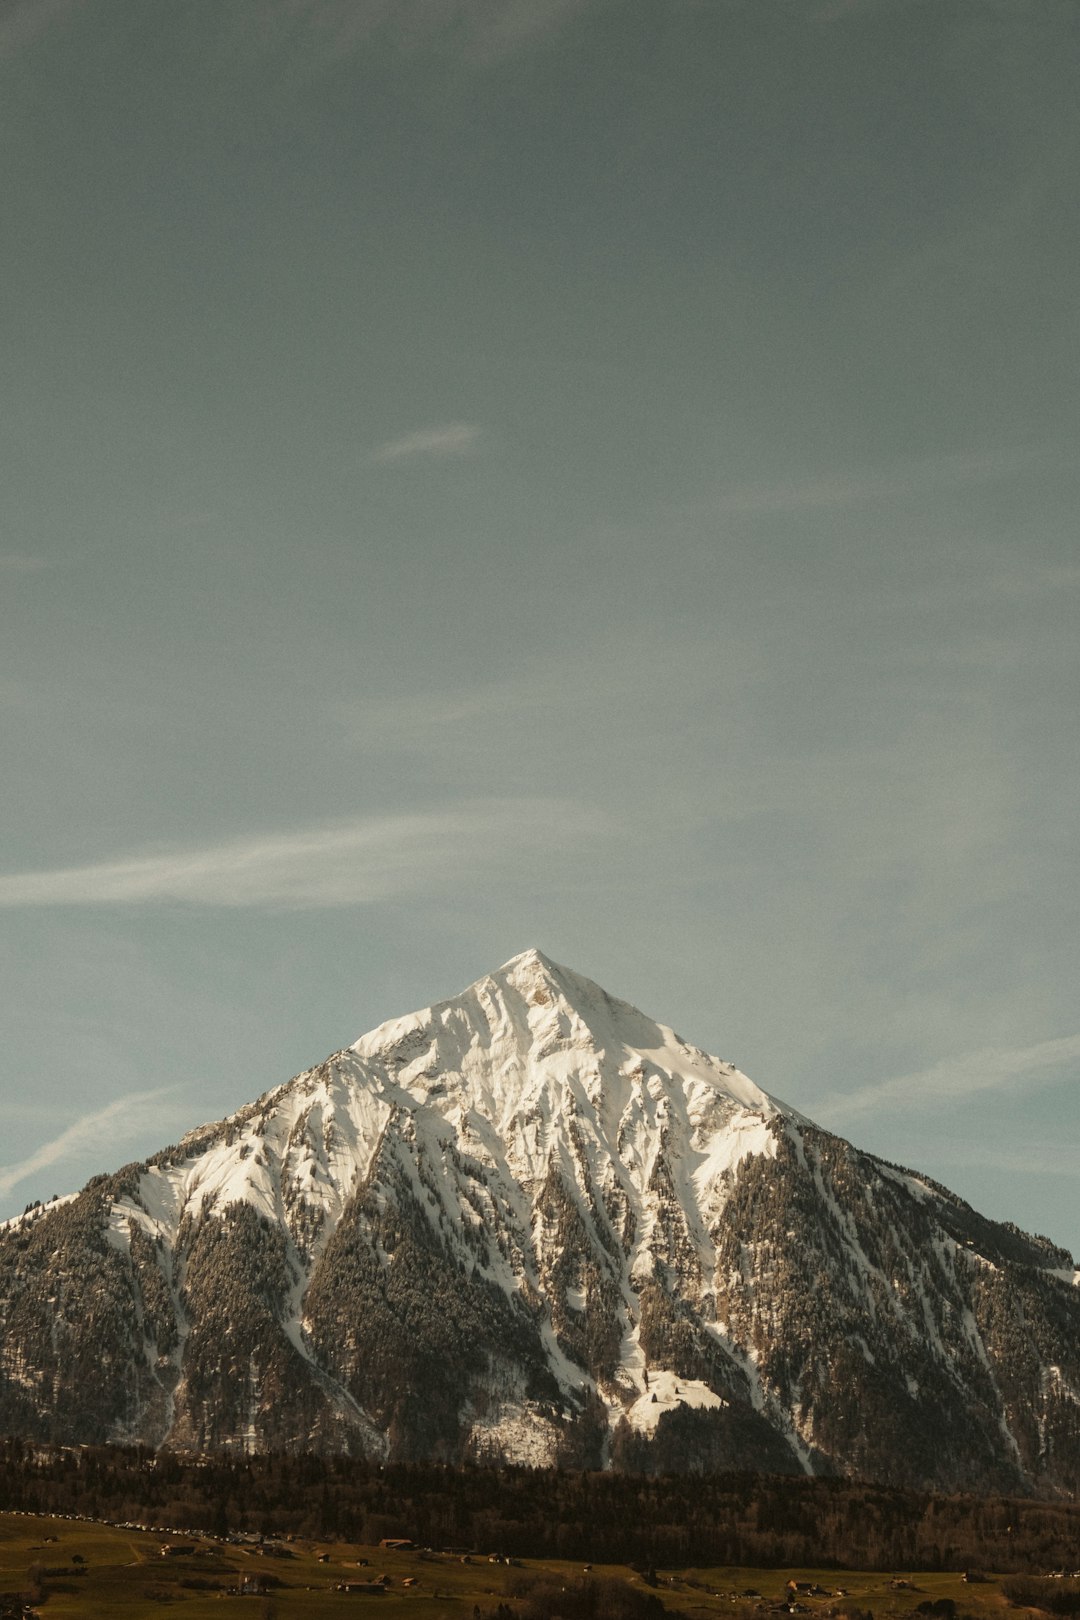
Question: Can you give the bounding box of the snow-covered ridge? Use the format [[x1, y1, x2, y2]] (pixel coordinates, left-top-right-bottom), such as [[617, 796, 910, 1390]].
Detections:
[[353, 948, 781, 1117], [118, 948, 784, 1246], [0, 1192, 78, 1233]]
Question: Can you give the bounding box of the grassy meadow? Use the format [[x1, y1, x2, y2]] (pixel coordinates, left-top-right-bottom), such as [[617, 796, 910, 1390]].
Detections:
[[0, 1511, 1030, 1620]]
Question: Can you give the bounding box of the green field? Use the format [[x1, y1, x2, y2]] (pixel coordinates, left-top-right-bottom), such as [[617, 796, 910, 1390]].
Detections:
[[0, 1512, 1027, 1620]]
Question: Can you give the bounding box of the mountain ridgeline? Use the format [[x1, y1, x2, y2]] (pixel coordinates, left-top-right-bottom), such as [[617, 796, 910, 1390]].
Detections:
[[1, 951, 1077, 1494]]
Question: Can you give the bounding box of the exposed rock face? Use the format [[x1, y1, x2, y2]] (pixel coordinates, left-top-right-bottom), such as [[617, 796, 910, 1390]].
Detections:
[[1, 950, 1077, 1492]]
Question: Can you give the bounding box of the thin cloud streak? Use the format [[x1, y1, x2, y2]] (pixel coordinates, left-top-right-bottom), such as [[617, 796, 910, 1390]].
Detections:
[[816, 1034, 1080, 1123], [344, 659, 645, 744], [0, 553, 51, 572], [460, 0, 586, 61], [369, 422, 481, 464], [0, 800, 610, 910], [717, 445, 1046, 517], [0, 1089, 174, 1200], [924, 1141, 1080, 1179]]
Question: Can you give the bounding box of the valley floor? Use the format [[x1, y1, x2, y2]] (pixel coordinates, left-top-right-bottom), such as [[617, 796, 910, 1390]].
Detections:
[[0, 1512, 1035, 1620]]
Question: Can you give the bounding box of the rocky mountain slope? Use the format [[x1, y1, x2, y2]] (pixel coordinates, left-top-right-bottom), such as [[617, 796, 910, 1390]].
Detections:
[[1, 950, 1078, 1493]]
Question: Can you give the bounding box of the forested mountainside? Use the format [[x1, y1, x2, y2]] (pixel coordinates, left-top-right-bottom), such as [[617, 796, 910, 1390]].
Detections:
[[1, 951, 1077, 1493], [4, 1441, 1080, 1571]]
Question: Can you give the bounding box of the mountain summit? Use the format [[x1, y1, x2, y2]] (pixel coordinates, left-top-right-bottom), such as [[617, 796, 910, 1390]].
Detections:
[[1, 951, 1078, 1492]]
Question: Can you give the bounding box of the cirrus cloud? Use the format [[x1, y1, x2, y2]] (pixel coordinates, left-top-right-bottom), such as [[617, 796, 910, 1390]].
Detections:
[[815, 1033, 1080, 1123], [0, 1089, 178, 1202], [0, 799, 611, 910], [369, 421, 481, 465]]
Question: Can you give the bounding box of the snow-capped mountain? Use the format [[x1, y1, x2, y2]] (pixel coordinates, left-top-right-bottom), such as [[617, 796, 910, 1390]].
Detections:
[[2, 950, 1078, 1492]]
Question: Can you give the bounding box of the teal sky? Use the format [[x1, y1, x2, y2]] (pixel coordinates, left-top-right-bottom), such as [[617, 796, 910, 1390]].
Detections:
[[2, 0, 1078, 1253]]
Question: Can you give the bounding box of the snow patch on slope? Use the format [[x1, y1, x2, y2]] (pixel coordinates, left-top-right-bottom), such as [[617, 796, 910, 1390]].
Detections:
[[625, 1370, 726, 1434]]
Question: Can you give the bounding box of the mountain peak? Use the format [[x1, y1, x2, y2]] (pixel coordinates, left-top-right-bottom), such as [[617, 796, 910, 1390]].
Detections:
[[498, 945, 557, 974], [492, 946, 613, 1012], [2, 954, 1078, 1490], [350, 949, 781, 1128]]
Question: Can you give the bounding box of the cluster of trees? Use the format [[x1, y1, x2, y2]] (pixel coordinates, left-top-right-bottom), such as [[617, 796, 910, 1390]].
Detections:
[[1001, 1582, 1080, 1616], [1, 1441, 1079, 1571], [504, 1571, 668, 1620]]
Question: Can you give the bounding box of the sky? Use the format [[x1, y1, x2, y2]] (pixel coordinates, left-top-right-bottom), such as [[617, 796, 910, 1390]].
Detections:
[[1, 0, 1078, 1253]]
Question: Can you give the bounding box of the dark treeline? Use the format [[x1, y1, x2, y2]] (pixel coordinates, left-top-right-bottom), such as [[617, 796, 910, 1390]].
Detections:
[[1001, 1581, 1080, 1615], [1, 1440, 1078, 1572]]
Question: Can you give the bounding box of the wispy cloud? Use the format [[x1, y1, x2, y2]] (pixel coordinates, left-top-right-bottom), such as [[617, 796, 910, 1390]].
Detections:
[[0, 799, 610, 910], [816, 1034, 1080, 1123], [0, 0, 82, 59], [205, 0, 588, 92], [344, 663, 622, 746], [0, 1089, 174, 1201], [0, 552, 51, 572], [246, 0, 586, 69], [924, 1140, 1080, 1179], [456, 0, 586, 61], [369, 422, 481, 465], [716, 445, 1045, 517]]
